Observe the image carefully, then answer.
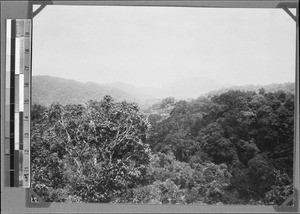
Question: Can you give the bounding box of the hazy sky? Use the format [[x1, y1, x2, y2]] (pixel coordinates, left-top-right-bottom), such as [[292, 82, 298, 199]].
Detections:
[[32, 6, 296, 88]]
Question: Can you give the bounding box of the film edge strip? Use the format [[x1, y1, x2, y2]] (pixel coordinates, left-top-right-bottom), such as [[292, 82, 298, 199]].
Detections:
[[5, 19, 31, 188]]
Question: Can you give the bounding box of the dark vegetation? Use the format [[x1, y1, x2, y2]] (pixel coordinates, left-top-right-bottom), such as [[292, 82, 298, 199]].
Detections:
[[31, 88, 294, 205]]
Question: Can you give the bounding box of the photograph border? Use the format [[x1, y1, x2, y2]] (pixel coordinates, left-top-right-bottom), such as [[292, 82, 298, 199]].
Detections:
[[1, 0, 299, 213]]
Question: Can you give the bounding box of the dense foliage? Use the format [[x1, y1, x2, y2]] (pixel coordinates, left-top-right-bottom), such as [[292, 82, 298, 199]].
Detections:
[[31, 90, 294, 205], [146, 90, 294, 205], [31, 96, 151, 202]]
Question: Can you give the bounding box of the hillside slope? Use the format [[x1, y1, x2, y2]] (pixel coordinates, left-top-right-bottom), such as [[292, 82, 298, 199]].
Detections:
[[32, 75, 141, 106], [204, 82, 295, 97]]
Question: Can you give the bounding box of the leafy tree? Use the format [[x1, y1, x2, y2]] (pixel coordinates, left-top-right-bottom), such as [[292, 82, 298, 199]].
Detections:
[[235, 140, 259, 166], [198, 123, 237, 164], [31, 96, 151, 202]]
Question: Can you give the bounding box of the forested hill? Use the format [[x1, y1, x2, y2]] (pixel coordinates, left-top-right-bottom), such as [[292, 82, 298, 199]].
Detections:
[[205, 82, 295, 96], [32, 75, 294, 108], [32, 75, 158, 107]]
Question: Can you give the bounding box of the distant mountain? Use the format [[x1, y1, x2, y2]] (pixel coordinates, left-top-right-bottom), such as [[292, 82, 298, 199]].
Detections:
[[107, 77, 227, 100], [204, 82, 295, 97], [155, 77, 226, 99], [32, 75, 147, 107], [32, 75, 295, 108]]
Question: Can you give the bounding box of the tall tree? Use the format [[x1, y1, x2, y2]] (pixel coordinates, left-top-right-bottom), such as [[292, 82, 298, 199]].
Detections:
[[31, 96, 151, 202]]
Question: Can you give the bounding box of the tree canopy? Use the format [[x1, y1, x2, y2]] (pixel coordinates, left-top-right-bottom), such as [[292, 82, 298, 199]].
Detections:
[[31, 90, 294, 205]]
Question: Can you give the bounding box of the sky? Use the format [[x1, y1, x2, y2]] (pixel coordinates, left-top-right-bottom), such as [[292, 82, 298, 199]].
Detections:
[[32, 5, 296, 88]]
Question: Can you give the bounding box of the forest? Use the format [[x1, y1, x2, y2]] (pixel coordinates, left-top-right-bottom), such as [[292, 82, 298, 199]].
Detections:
[[31, 88, 294, 205]]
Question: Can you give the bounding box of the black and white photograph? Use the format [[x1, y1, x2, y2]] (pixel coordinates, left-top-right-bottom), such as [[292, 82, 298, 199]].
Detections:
[[30, 5, 296, 205]]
